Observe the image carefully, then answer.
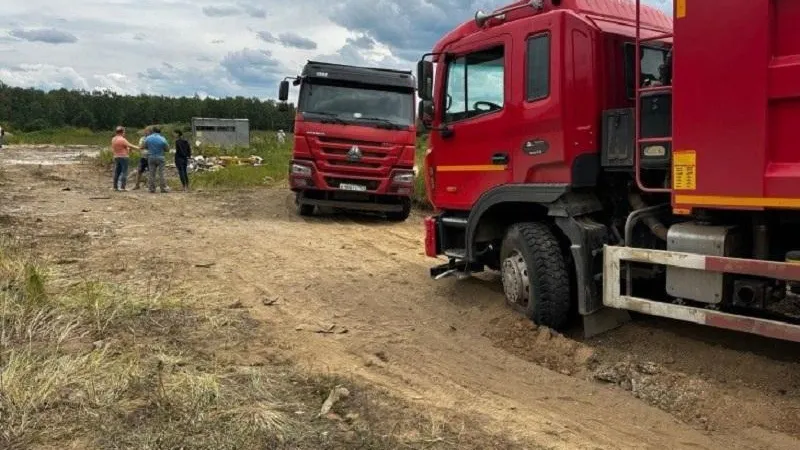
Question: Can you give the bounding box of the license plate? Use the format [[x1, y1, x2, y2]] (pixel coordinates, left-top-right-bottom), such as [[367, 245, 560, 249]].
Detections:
[[339, 183, 367, 191]]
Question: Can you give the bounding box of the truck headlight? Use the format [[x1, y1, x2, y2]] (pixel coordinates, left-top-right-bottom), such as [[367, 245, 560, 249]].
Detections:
[[392, 172, 415, 184], [291, 163, 312, 176]]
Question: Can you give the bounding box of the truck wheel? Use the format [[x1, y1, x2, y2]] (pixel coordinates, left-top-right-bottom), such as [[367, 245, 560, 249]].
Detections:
[[500, 222, 570, 330], [386, 199, 411, 222], [295, 195, 314, 216], [298, 204, 315, 216]]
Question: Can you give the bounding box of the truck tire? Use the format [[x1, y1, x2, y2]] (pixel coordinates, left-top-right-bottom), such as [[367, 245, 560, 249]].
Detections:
[[298, 204, 315, 216], [295, 194, 314, 216], [499, 222, 571, 330], [386, 199, 411, 222]]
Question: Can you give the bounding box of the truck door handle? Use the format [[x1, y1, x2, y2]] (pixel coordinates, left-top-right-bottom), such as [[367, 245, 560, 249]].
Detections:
[[492, 152, 509, 165]]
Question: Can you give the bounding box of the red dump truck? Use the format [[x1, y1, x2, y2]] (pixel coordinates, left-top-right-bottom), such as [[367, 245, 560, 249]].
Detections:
[[279, 61, 417, 221], [417, 0, 800, 343]]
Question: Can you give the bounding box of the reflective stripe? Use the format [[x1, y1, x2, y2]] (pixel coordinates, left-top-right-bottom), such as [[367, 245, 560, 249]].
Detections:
[[436, 165, 507, 172], [675, 195, 800, 209]]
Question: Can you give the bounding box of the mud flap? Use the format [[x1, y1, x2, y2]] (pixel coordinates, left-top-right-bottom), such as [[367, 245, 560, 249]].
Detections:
[[582, 307, 631, 338], [554, 216, 609, 315]]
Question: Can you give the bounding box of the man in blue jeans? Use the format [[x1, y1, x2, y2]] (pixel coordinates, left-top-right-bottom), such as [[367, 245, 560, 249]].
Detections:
[[143, 127, 170, 193]]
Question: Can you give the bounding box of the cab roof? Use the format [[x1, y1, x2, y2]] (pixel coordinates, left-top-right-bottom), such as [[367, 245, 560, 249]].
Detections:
[[432, 0, 672, 55], [301, 60, 415, 89]]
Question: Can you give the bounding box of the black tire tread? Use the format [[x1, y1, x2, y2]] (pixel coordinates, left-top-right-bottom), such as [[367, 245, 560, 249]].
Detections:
[[297, 203, 314, 216], [513, 222, 570, 329], [386, 209, 410, 221], [386, 200, 411, 222]]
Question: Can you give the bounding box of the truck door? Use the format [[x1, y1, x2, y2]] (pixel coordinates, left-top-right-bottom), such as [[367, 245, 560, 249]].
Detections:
[[511, 27, 563, 185], [430, 33, 513, 210]]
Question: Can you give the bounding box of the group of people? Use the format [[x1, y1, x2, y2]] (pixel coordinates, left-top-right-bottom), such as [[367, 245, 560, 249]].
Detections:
[[110, 126, 192, 193]]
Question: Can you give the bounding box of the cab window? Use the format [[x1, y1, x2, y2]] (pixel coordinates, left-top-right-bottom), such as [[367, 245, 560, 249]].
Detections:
[[444, 46, 504, 123], [624, 44, 668, 98], [526, 34, 550, 101]]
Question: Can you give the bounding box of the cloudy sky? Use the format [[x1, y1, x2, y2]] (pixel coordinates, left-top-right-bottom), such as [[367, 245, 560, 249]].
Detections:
[[0, 0, 672, 99]]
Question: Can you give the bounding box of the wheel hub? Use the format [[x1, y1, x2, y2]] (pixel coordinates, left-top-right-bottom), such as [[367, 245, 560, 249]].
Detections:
[[501, 250, 530, 307]]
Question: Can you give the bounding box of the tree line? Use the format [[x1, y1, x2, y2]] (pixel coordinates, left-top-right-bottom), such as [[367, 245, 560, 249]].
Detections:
[[0, 82, 297, 132]]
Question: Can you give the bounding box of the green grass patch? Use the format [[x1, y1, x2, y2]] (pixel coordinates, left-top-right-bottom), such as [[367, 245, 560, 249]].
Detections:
[[6, 127, 122, 146], [6, 124, 190, 147], [183, 165, 281, 190], [414, 134, 432, 209]]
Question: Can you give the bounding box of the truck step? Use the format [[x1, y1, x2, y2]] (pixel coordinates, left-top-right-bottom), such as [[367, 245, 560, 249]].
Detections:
[[444, 248, 466, 259], [430, 257, 484, 280], [441, 216, 468, 228]]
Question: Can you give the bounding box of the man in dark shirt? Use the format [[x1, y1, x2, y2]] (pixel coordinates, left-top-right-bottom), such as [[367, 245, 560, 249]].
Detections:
[[174, 130, 192, 191]]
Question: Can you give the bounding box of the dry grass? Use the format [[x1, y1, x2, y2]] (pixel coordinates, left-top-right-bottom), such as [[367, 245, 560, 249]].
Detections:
[[0, 238, 518, 450]]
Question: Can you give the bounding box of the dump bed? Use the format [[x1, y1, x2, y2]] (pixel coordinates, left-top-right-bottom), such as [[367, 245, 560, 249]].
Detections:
[[673, 0, 800, 210]]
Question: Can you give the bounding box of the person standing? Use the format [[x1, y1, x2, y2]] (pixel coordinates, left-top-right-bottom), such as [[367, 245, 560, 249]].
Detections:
[[143, 126, 169, 193], [174, 130, 192, 191], [110, 126, 139, 191], [0, 124, 5, 148], [133, 127, 151, 190]]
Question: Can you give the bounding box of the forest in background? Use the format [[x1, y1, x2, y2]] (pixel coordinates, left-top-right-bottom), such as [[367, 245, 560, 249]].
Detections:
[[0, 82, 296, 132]]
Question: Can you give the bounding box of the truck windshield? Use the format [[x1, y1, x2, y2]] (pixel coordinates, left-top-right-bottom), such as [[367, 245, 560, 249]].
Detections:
[[299, 82, 414, 128]]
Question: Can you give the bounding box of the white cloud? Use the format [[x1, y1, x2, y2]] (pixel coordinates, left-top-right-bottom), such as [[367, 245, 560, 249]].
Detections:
[[91, 73, 142, 95], [0, 64, 90, 91]]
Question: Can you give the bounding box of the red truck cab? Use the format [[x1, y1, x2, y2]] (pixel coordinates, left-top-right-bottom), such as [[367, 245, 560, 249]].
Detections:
[[278, 61, 417, 221]]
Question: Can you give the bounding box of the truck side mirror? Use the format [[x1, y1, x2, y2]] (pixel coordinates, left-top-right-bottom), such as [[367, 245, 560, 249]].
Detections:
[[278, 80, 290, 102], [418, 100, 433, 129], [417, 60, 433, 102]]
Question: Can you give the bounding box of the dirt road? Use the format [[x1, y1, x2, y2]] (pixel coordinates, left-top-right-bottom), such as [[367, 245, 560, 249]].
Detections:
[[2, 148, 800, 449]]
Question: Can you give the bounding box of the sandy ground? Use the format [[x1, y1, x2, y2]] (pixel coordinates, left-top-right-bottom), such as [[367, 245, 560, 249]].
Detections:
[[2, 147, 800, 449]]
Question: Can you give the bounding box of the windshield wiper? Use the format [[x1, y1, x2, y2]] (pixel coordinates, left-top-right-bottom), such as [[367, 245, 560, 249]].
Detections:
[[303, 111, 348, 125], [356, 116, 405, 130]]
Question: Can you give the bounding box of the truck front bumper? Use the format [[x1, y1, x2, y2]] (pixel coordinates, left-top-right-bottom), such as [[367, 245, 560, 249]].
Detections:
[[295, 192, 406, 213], [289, 159, 414, 197]]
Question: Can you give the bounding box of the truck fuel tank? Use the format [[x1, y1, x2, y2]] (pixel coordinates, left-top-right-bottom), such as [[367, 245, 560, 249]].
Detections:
[[666, 222, 746, 304]]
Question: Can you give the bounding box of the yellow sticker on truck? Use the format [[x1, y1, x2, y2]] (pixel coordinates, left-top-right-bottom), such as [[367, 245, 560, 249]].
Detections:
[[673, 150, 696, 191], [676, 0, 686, 19]]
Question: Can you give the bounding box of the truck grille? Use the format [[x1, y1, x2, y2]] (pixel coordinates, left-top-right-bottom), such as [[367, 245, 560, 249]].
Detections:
[[327, 160, 381, 169], [321, 147, 385, 159], [312, 135, 398, 173], [318, 136, 388, 147]]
